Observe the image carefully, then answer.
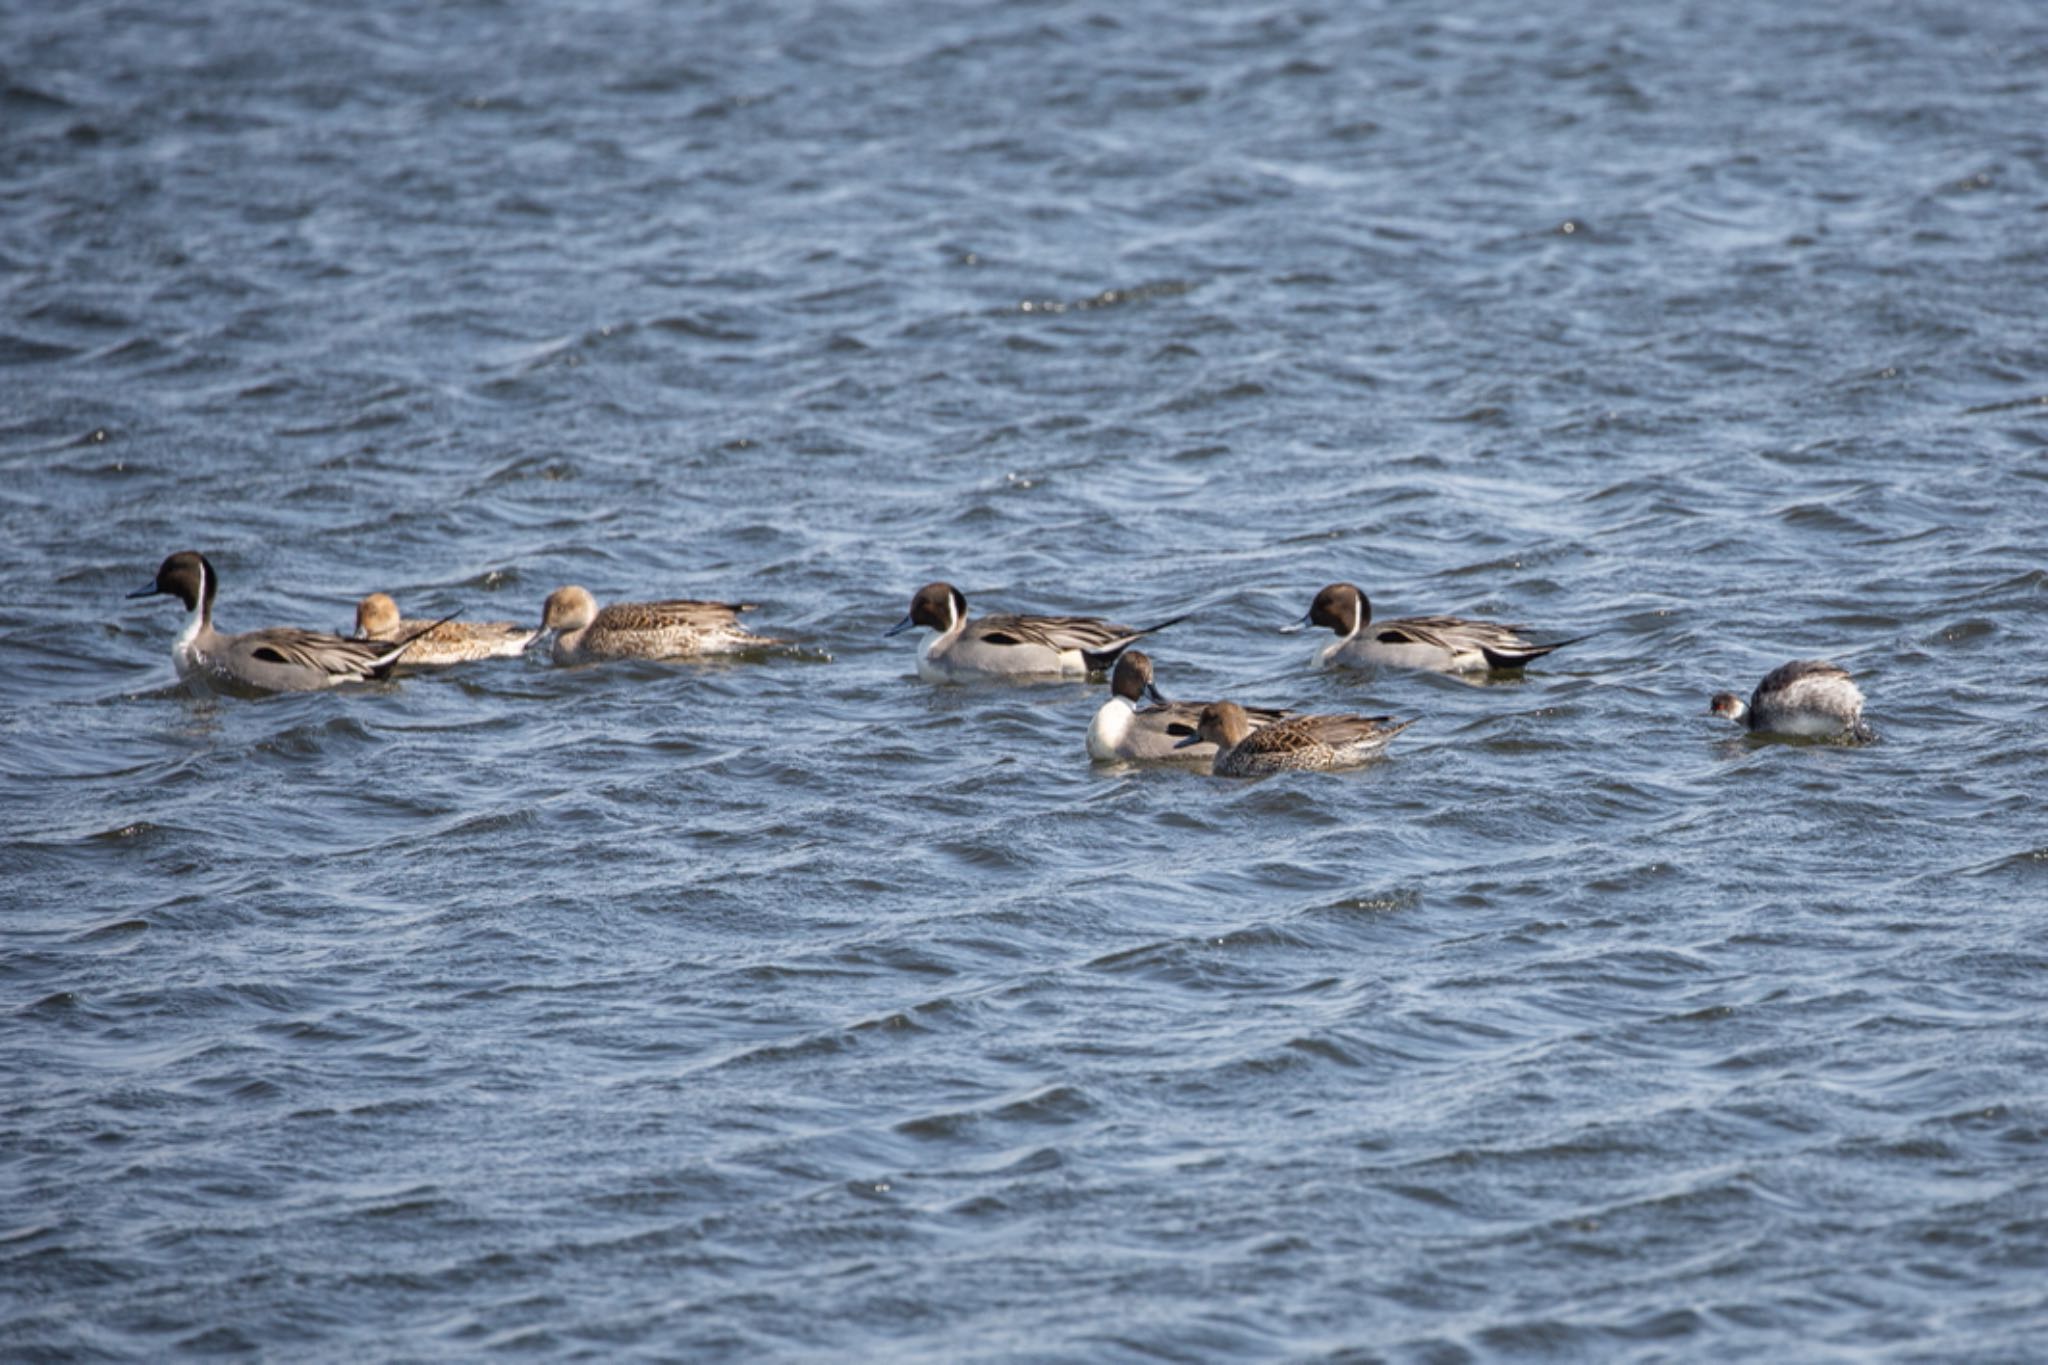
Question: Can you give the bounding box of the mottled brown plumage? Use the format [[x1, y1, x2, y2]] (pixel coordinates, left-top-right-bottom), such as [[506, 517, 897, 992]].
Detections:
[[355, 592, 537, 664], [1181, 699, 1413, 776], [539, 585, 782, 662]]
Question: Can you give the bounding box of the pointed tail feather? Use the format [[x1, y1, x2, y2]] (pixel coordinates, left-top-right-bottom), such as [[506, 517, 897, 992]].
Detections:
[[1081, 613, 1190, 674], [1376, 717, 1417, 744], [1136, 612, 1190, 636], [375, 609, 463, 677], [1478, 632, 1589, 671]]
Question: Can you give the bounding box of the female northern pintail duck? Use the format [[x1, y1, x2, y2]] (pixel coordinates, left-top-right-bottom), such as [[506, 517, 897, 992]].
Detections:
[[1291, 582, 1579, 673], [1175, 700, 1414, 776], [1710, 660, 1874, 742], [538, 585, 781, 663], [887, 581, 1185, 682], [129, 551, 424, 695], [1086, 651, 1293, 762], [355, 592, 538, 665]]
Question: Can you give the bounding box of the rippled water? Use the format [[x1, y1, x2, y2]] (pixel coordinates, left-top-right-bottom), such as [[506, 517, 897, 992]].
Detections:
[[6, 0, 2048, 1357]]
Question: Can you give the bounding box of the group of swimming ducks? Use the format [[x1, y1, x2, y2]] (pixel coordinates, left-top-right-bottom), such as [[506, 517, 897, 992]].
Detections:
[[129, 549, 1877, 775]]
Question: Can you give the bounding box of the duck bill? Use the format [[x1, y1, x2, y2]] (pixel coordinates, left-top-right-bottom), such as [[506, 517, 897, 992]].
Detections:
[[1172, 732, 1205, 750], [1145, 683, 1168, 705], [1277, 611, 1311, 635], [126, 584, 163, 600], [883, 613, 916, 638]]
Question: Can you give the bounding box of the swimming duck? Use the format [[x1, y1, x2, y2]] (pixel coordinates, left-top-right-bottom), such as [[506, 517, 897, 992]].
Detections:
[[1086, 651, 1292, 762], [1175, 699, 1413, 776], [1710, 660, 1874, 741], [129, 551, 423, 695], [887, 581, 1185, 682], [1291, 582, 1579, 673], [538, 585, 780, 663], [355, 592, 538, 665]]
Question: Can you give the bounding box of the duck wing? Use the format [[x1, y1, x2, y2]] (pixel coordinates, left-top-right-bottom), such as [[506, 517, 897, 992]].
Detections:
[[598, 599, 755, 630], [1304, 713, 1414, 748], [1235, 715, 1333, 760], [1379, 614, 1581, 669], [975, 611, 1188, 670], [233, 627, 408, 681]]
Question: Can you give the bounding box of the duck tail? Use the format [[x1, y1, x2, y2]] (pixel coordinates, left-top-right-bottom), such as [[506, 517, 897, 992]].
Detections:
[[1136, 611, 1190, 637], [1081, 641, 1139, 674], [1479, 631, 1589, 671], [1373, 717, 1417, 744], [1081, 612, 1190, 675]]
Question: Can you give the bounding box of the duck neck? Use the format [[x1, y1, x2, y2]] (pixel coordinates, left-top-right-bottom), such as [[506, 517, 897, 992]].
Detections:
[[948, 592, 972, 640], [1342, 595, 1366, 643], [173, 597, 212, 678], [925, 608, 967, 659]]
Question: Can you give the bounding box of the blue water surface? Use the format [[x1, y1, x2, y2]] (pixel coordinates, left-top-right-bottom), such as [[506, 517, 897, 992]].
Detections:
[[4, 0, 2046, 1358]]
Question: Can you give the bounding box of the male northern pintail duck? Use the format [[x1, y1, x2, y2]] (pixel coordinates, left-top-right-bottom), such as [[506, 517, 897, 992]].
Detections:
[[887, 581, 1186, 682], [1175, 700, 1414, 776], [355, 592, 538, 665], [1086, 651, 1292, 762], [538, 585, 781, 663], [1710, 660, 1874, 742], [1291, 582, 1580, 673], [129, 551, 426, 695]]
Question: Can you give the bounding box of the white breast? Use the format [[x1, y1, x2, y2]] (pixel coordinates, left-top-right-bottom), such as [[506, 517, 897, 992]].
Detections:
[[1087, 697, 1135, 759]]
